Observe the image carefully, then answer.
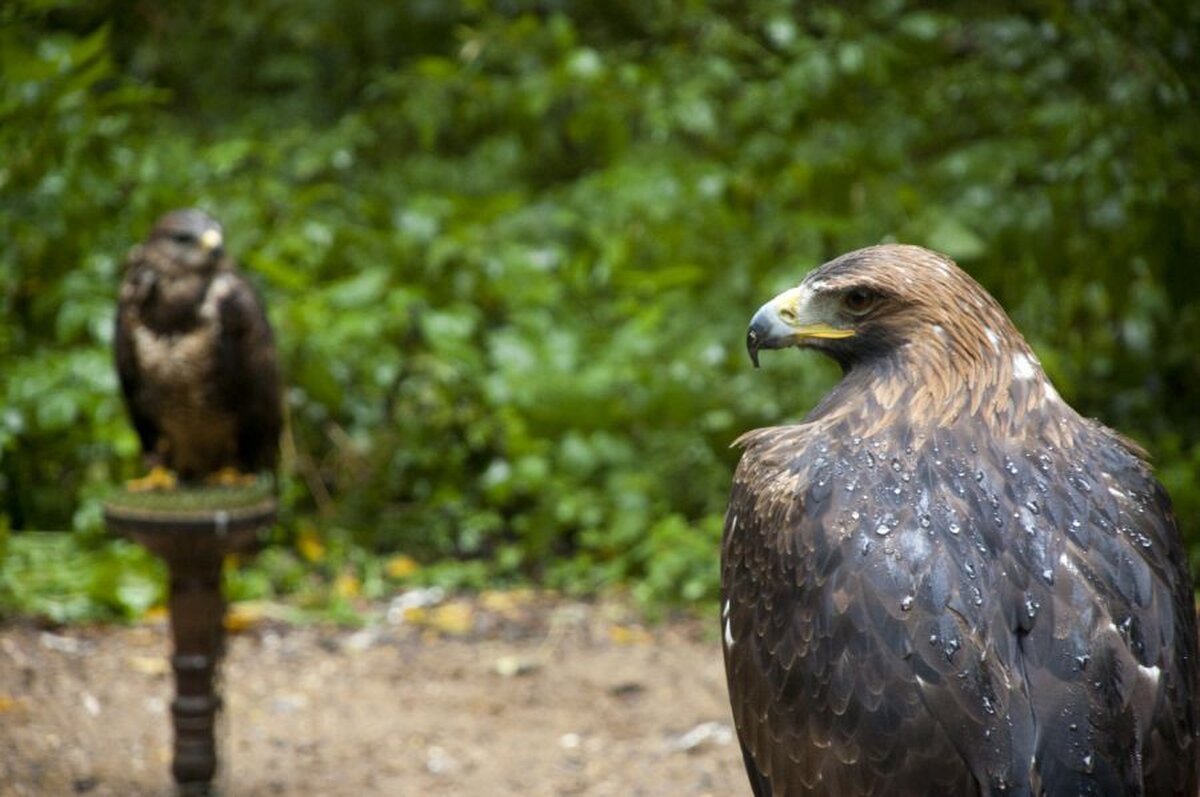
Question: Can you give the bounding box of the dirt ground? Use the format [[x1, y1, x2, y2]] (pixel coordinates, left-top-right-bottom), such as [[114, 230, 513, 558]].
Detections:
[[0, 592, 745, 796]]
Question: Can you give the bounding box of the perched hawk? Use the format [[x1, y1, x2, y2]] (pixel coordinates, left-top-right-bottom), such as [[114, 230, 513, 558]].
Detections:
[[723, 245, 1198, 796], [115, 209, 282, 489]]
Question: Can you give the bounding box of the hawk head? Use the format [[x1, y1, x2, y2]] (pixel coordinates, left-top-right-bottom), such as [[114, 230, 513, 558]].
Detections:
[[144, 209, 226, 275]]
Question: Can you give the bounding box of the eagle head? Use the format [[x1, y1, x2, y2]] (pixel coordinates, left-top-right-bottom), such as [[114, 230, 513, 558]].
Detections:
[[747, 244, 1024, 376], [145, 209, 226, 275]]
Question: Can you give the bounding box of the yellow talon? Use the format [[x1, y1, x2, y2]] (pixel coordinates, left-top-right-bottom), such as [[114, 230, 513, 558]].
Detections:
[[126, 465, 178, 492], [205, 467, 257, 487]]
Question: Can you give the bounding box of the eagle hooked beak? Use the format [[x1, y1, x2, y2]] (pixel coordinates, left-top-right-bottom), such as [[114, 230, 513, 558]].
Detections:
[[199, 228, 224, 256], [747, 286, 855, 367]]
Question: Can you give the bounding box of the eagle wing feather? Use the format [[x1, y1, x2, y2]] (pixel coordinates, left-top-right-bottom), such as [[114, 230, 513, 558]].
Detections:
[[213, 271, 283, 474]]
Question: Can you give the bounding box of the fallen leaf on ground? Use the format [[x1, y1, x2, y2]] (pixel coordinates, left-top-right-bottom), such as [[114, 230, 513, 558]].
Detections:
[[404, 601, 474, 636], [384, 554, 419, 579], [224, 600, 290, 633], [334, 572, 361, 599], [296, 525, 325, 563], [480, 589, 534, 619], [140, 606, 169, 624], [126, 655, 168, 676], [609, 624, 651, 645]]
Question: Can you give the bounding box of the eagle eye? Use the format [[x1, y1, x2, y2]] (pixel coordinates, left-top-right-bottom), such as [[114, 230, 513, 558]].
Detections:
[[843, 288, 878, 316]]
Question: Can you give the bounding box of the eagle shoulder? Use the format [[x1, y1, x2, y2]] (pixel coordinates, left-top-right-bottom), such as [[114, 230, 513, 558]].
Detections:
[[210, 270, 283, 473], [114, 272, 159, 454], [723, 422, 1016, 795]]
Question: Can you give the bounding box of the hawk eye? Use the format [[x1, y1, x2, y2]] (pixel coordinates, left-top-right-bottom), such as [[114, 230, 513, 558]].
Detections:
[[843, 288, 877, 315], [170, 231, 196, 245]]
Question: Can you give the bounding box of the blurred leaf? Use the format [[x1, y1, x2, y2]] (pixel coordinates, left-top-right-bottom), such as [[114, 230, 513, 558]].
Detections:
[[384, 554, 420, 580]]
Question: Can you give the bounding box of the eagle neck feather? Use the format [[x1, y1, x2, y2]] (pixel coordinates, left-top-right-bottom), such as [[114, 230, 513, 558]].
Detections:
[[802, 325, 1062, 444]]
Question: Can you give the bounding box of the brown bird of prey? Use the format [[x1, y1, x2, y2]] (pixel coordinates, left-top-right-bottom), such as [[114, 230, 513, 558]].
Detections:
[[723, 245, 1197, 796], [115, 209, 282, 490]]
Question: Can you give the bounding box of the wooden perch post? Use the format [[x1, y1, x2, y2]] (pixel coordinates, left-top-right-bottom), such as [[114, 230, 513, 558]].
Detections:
[[104, 485, 276, 796]]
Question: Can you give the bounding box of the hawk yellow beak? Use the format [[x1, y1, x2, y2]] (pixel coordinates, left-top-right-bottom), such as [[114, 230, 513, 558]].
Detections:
[[200, 228, 223, 252]]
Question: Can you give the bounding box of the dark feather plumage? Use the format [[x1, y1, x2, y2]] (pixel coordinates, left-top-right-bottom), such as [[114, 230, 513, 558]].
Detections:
[[723, 245, 1198, 796], [115, 209, 282, 481]]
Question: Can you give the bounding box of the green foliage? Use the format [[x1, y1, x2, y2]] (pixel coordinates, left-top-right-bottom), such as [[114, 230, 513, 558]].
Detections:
[[0, 533, 163, 622], [3, 0, 1199, 620]]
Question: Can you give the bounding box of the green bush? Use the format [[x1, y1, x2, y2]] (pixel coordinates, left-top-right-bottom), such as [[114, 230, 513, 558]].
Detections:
[[3, 0, 1199, 619]]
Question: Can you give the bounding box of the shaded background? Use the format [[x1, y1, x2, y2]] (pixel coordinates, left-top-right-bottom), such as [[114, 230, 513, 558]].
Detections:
[[2, 0, 1199, 619]]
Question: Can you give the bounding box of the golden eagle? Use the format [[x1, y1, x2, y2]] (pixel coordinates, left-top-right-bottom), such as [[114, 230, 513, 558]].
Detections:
[[723, 245, 1197, 796], [114, 209, 282, 489]]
